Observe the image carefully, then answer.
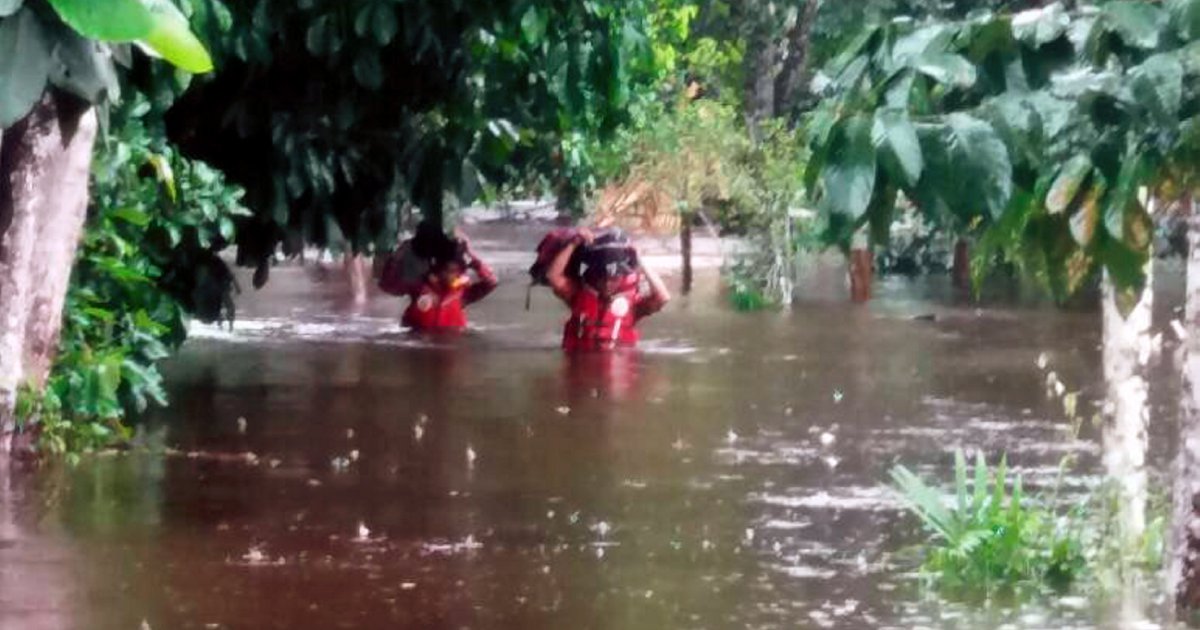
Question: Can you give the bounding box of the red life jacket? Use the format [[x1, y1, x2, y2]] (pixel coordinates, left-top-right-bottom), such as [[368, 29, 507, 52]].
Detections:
[[403, 279, 468, 331], [563, 274, 641, 351]]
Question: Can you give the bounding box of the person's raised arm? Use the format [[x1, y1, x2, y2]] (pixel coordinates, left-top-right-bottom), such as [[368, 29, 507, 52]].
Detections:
[[462, 239, 498, 305], [547, 229, 592, 303], [635, 259, 671, 318]]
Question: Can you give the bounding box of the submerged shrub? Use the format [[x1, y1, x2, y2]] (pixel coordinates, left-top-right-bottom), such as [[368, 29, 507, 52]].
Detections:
[[892, 450, 1164, 597], [892, 451, 1086, 593]]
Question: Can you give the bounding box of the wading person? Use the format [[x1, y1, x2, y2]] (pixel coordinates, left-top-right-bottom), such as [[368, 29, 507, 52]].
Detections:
[[544, 228, 670, 351], [380, 225, 497, 332]]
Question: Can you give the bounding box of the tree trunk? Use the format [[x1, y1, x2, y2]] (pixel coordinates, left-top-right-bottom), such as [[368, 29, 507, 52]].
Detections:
[[952, 238, 971, 290], [680, 214, 693, 295], [774, 0, 820, 120], [849, 248, 873, 303], [1101, 267, 1153, 547], [0, 92, 98, 450], [743, 33, 779, 143], [1171, 202, 1200, 613]]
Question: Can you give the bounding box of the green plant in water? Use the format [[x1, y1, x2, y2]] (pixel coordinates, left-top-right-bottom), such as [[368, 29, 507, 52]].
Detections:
[[16, 96, 247, 456], [891, 450, 1088, 594], [892, 447, 1169, 600]]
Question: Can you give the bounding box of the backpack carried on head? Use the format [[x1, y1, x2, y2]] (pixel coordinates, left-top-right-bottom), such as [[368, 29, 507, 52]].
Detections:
[[526, 227, 638, 308], [379, 221, 459, 296]]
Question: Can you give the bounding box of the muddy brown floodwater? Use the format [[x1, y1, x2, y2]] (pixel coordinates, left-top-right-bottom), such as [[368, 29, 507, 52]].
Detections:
[[0, 224, 1188, 629]]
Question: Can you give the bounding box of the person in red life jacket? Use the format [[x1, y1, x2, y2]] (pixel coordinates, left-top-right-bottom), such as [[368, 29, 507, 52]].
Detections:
[[546, 228, 670, 351], [381, 228, 497, 332]]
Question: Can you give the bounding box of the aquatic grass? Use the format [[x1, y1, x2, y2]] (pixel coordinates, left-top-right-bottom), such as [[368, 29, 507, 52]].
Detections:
[[890, 450, 1088, 595]]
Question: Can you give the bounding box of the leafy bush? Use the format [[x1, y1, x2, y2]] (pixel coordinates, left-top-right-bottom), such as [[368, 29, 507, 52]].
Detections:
[[16, 96, 248, 457], [891, 450, 1087, 594], [891, 450, 1164, 597]]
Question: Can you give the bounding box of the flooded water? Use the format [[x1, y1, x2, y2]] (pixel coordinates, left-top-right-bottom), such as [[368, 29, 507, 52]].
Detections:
[[0, 224, 1188, 629]]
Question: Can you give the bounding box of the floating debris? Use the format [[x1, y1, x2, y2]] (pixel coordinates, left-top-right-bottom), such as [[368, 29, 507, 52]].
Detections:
[[413, 423, 425, 442], [832, 389, 844, 403], [819, 431, 836, 447], [330, 456, 351, 472], [1036, 352, 1049, 370], [466, 445, 477, 467], [555, 406, 571, 415], [356, 521, 370, 542], [236, 417, 247, 434], [726, 429, 738, 444], [400, 582, 417, 590], [346, 428, 355, 440]]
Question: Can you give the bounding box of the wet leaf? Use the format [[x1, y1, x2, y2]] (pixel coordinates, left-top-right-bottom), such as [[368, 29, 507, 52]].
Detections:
[[0, 8, 50, 127], [820, 115, 876, 220], [1046, 155, 1092, 215], [1012, 3, 1070, 47], [0, 0, 19, 16], [1101, 1, 1165, 50], [45, 0, 155, 42], [1068, 182, 1104, 246], [872, 109, 923, 186], [912, 52, 977, 88]]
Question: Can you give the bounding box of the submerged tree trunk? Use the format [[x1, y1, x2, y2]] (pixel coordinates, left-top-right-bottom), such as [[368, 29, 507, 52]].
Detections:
[[0, 92, 98, 450], [952, 239, 971, 290], [844, 231, 873, 303], [1101, 267, 1153, 546], [680, 214, 693, 295], [1171, 202, 1200, 613]]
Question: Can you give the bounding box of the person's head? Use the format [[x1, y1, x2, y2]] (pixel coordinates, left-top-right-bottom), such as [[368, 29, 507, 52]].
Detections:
[[429, 237, 469, 288], [580, 231, 638, 297]]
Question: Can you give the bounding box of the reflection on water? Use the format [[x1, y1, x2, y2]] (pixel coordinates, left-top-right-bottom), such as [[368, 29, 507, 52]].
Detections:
[[3, 253, 1185, 629]]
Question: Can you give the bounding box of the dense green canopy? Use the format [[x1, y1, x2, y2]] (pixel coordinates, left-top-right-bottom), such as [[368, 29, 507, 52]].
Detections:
[[163, 0, 657, 285], [806, 0, 1200, 302]]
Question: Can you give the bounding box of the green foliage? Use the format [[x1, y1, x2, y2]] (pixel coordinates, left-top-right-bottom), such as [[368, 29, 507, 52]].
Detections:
[[892, 449, 1165, 596], [164, 0, 660, 284], [0, 0, 212, 126], [892, 450, 1087, 593], [16, 96, 248, 454], [809, 0, 1200, 304]]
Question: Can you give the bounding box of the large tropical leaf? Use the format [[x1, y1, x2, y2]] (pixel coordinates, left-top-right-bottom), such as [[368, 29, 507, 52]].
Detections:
[[819, 115, 876, 219], [0, 8, 50, 127], [872, 108, 923, 186], [1046, 154, 1091, 214], [891, 23, 957, 67], [1012, 2, 1071, 47], [138, 0, 213, 73], [1069, 181, 1104, 246], [921, 114, 1013, 221], [45, 0, 155, 41], [1128, 53, 1184, 124], [47, 30, 120, 104], [913, 52, 977, 88], [1169, 0, 1200, 41], [1100, 1, 1165, 50], [0, 0, 22, 18]]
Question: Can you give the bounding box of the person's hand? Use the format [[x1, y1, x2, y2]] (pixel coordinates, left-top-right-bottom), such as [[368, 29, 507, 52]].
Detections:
[[575, 228, 595, 246]]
